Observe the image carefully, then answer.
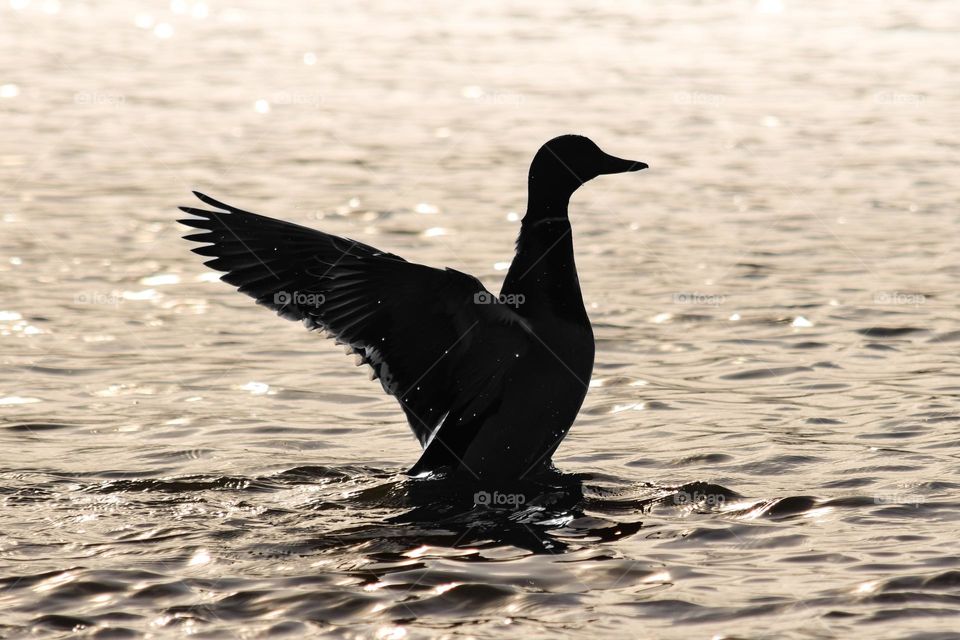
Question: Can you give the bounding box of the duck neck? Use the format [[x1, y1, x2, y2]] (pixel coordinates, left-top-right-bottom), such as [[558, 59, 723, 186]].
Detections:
[[501, 190, 587, 323], [524, 180, 572, 220]]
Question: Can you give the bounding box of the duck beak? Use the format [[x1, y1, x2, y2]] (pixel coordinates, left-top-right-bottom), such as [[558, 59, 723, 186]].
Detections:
[[598, 154, 648, 175]]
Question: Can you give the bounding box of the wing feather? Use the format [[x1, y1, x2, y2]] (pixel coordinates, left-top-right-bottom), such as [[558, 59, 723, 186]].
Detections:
[[179, 192, 529, 463]]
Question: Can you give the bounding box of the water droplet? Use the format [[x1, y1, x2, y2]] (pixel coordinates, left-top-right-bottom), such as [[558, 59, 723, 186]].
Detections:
[[0, 396, 41, 406], [461, 85, 484, 99], [121, 289, 158, 301], [856, 580, 879, 594], [755, 0, 784, 13], [153, 22, 174, 39], [433, 582, 460, 595], [414, 203, 438, 214], [376, 627, 407, 640], [140, 274, 180, 286], [134, 14, 154, 29], [240, 381, 270, 395]]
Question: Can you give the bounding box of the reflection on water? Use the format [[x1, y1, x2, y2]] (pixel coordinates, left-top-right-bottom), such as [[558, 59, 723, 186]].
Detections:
[[1, 0, 959, 637]]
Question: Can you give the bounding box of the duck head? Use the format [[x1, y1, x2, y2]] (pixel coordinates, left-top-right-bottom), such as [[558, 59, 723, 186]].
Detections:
[[527, 135, 647, 212]]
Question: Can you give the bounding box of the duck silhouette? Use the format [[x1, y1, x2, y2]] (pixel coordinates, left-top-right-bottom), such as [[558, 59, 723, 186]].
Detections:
[[179, 135, 646, 482]]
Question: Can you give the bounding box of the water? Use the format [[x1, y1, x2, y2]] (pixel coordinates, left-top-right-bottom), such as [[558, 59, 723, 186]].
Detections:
[[2, 0, 959, 637]]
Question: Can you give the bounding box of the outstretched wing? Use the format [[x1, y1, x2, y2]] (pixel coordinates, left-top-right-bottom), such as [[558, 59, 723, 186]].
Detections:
[[178, 191, 528, 455]]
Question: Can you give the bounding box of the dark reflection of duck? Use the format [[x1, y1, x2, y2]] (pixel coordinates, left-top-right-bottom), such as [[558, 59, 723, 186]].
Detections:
[[179, 135, 646, 482], [297, 474, 742, 555], [311, 472, 653, 555]]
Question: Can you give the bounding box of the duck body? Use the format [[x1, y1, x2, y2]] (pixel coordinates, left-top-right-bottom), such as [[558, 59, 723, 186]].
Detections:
[[411, 216, 595, 481], [179, 135, 645, 483]]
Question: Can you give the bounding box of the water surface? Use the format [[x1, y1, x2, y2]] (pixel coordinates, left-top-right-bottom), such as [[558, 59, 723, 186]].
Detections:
[[1, 0, 959, 637]]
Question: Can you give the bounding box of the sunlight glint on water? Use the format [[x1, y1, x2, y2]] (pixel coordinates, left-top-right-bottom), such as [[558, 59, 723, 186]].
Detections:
[[1, 0, 959, 638]]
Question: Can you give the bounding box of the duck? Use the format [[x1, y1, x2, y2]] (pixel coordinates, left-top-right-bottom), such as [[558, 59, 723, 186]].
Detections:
[[179, 134, 646, 483]]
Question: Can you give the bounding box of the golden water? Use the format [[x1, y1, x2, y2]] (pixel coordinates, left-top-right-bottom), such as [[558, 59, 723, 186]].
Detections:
[[1, 0, 958, 637]]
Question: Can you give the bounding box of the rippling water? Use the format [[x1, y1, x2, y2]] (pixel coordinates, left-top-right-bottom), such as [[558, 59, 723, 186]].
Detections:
[[2, 0, 959, 637]]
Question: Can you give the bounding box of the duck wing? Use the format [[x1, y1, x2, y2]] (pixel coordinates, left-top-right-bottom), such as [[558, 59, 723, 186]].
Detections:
[[178, 192, 530, 460]]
